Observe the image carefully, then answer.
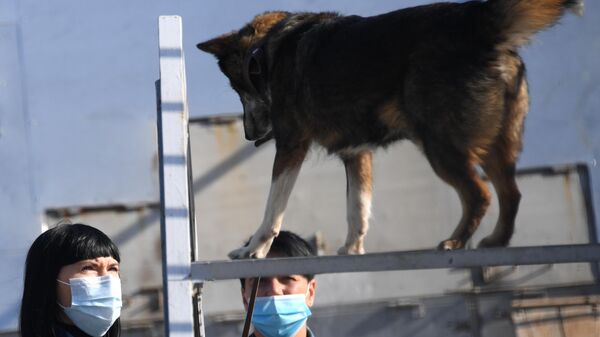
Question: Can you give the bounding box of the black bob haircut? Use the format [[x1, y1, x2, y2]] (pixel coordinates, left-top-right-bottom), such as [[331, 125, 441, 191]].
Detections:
[[239, 231, 317, 289], [20, 223, 121, 337]]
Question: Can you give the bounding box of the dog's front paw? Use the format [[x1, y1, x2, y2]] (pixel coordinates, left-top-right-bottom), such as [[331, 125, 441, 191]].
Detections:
[[228, 246, 254, 260], [437, 239, 465, 251], [337, 245, 365, 255], [228, 239, 273, 259]]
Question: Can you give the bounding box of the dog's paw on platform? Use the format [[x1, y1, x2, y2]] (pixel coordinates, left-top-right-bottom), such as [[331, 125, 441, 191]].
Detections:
[[437, 239, 465, 251], [228, 247, 253, 259], [228, 242, 272, 259], [337, 245, 365, 255]]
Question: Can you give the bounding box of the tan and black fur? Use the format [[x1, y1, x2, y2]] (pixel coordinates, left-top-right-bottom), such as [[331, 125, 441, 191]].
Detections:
[[198, 0, 583, 258]]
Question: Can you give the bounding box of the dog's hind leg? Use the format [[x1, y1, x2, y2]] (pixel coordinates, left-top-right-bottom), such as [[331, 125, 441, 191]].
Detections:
[[228, 143, 309, 259], [478, 72, 527, 248], [424, 141, 491, 250], [338, 150, 373, 255], [479, 149, 521, 248]]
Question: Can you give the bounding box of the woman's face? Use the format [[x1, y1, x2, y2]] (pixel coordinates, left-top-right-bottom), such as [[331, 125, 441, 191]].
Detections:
[[56, 256, 120, 308]]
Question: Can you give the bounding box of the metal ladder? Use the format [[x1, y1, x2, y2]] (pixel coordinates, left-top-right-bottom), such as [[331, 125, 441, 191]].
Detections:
[[156, 16, 600, 337]]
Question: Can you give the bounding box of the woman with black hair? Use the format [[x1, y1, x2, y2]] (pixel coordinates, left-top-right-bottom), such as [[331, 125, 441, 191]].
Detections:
[[20, 223, 122, 337]]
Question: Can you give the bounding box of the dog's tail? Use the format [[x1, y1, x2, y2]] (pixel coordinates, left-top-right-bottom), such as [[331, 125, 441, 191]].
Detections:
[[488, 0, 583, 51]]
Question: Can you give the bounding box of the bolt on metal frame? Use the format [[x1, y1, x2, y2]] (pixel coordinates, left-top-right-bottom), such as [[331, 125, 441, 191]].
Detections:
[[156, 15, 600, 337]]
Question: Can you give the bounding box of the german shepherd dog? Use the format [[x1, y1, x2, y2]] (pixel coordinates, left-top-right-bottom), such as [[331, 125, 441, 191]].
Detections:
[[198, 0, 583, 258]]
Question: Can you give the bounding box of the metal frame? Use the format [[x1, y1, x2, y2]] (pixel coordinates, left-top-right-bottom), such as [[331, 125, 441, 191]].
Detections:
[[157, 16, 600, 337], [191, 244, 600, 282]]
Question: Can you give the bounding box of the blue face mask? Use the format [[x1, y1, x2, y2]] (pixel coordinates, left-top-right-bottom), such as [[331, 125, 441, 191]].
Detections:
[[251, 294, 312, 337], [57, 275, 122, 337]]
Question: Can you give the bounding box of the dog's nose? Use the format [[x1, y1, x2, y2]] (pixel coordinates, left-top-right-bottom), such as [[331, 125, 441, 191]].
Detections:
[[244, 128, 256, 141], [243, 113, 257, 140]]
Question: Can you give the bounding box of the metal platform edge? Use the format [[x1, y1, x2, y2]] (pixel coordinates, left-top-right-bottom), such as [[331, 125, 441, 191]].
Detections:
[[191, 244, 600, 282]]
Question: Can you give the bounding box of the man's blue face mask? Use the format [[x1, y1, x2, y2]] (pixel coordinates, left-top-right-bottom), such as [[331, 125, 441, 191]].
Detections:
[[251, 294, 312, 337]]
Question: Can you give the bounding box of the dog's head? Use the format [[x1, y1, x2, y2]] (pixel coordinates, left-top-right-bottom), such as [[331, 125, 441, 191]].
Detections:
[[197, 11, 289, 144]]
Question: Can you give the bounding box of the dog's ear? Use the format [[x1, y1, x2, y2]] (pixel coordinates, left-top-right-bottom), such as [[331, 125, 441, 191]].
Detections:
[[198, 12, 288, 58], [197, 32, 238, 58]]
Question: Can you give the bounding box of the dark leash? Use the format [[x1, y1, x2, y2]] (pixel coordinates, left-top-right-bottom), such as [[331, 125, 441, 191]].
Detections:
[[242, 277, 261, 337]]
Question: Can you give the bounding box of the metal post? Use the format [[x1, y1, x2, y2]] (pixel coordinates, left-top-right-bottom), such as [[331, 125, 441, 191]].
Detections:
[[157, 15, 196, 337]]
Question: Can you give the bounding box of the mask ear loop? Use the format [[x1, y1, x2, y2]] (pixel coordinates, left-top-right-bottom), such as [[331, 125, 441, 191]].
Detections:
[[241, 277, 261, 337], [56, 279, 71, 308]]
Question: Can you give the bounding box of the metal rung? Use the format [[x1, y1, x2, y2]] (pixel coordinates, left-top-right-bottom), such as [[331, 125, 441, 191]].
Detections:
[[191, 244, 600, 282]]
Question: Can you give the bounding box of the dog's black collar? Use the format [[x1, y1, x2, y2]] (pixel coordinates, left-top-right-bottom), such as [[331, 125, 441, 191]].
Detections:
[[243, 45, 268, 95]]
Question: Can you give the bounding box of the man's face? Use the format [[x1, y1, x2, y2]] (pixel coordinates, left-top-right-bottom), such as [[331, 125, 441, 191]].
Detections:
[[241, 255, 316, 310]]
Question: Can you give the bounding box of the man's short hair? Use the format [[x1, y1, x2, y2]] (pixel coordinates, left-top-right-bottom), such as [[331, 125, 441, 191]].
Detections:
[[239, 231, 317, 288]]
